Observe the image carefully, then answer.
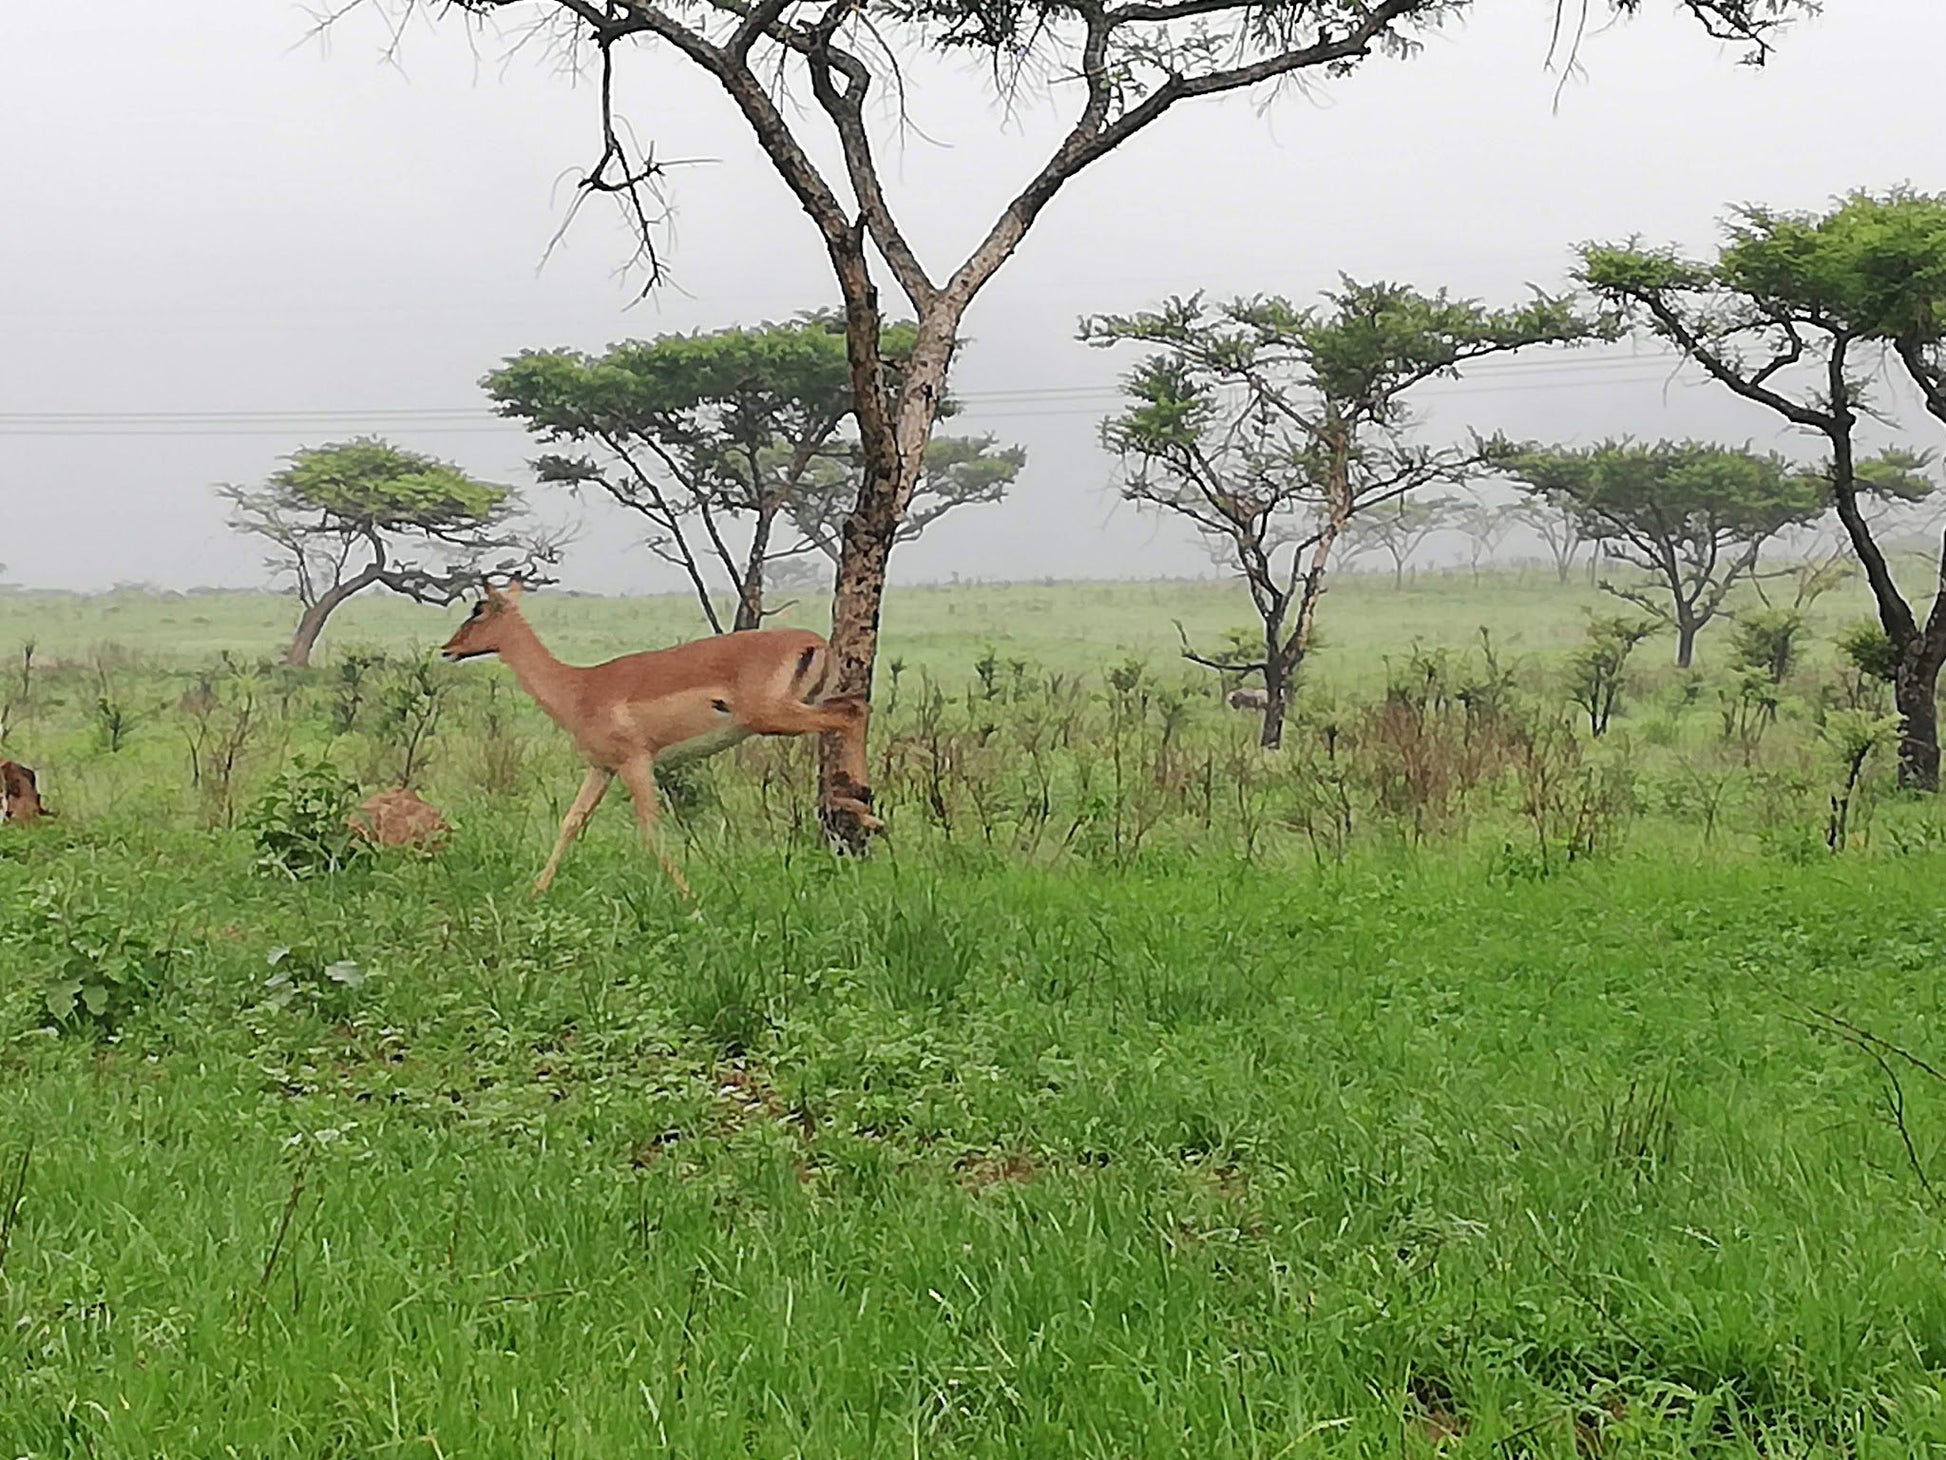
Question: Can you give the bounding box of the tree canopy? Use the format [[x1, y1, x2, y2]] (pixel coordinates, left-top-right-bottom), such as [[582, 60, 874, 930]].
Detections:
[[485, 317, 1022, 631], [222, 437, 560, 667]]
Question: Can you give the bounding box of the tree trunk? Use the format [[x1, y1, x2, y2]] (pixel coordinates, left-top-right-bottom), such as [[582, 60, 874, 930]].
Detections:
[[1674, 613, 1698, 670], [732, 509, 777, 633], [1894, 644, 1943, 792], [817, 273, 959, 851], [283, 578, 369, 668], [1259, 655, 1291, 750], [1259, 411, 1351, 749]]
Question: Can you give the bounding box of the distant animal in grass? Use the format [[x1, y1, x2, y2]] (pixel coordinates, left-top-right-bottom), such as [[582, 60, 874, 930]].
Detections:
[[347, 787, 449, 851], [1225, 687, 1270, 712], [0, 761, 52, 825]]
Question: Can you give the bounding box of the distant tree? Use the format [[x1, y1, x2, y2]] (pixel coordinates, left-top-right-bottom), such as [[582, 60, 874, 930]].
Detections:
[[1511, 493, 1587, 584], [1492, 439, 1825, 668], [1455, 496, 1520, 583], [362, 0, 1811, 850], [486, 317, 1020, 632], [222, 438, 561, 668], [1582, 189, 1946, 784], [1343, 494, 1459, 590], [1084, 281, 1603, 748]]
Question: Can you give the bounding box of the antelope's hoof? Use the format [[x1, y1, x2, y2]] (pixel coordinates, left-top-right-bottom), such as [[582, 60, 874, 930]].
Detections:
[[826, 798, 884, 834]]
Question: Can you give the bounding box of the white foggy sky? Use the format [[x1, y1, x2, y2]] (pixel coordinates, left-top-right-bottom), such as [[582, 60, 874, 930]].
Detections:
[[1, 0, 1941, 594]]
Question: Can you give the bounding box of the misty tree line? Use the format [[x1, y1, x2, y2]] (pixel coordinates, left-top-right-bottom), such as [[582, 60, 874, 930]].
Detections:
[[229, 190, 1946, 781], [223, 0, 1946, 803]]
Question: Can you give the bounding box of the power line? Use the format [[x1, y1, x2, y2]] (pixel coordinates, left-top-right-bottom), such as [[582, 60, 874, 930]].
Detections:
[[0, 368, 1702, 436], [0, 349, 1696, 435]]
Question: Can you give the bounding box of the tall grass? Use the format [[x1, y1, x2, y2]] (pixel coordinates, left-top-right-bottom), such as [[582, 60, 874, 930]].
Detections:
[[2, 578, 1945, 1455]]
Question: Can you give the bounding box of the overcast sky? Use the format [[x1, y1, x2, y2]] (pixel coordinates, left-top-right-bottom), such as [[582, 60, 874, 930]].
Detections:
[[2, 0, 1941, 595]]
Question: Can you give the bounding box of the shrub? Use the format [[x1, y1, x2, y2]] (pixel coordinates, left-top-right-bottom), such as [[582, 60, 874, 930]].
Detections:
[[1729, 607, 1806, 685], [246, 755, 369, 879], [1836, 620, 1900, 683], [18, 884, 183, 1033]]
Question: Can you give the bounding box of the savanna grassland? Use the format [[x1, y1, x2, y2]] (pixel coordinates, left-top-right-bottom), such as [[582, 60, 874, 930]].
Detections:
[[3, 569, 1946, 1458]]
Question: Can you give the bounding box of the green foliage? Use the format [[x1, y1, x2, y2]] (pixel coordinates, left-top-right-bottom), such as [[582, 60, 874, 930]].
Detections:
[[331, 650, 384, 734], [267, 438, 507, 531], [1084, 283, 1603, 723], [1580, 188, 1946, 348], [1730, 606, 1807, 683], [91, 692, 134, 753], [261, 944, 371, 1019], [486, 318, 1023, 619], [1821, 708, 1903, 767], [222, 438, 555, 664], [375, 658, 448, 788], [17, 883, 181, 1032], [1493, 438, 1824, 662], [15, 570, 1946, 1450], [1716, 190, 1946, 344], [1837, 619, 1901, 682], [1494, 439, 1822, 544], [245, 754, 369, 879], [1564, 615, 1657, 736]]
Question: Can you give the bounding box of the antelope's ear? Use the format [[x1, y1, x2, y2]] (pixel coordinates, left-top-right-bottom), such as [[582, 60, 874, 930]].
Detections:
[[483, 581, 507, 606], [503, 579, 525, 605]]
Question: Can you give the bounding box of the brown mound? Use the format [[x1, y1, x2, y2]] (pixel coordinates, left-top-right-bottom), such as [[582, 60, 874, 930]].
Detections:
[[0, 761, 50, 825], [347, 787, 449, 850]]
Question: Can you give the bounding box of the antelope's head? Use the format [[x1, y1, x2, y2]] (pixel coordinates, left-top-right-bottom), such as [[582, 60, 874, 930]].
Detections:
[[440, 581, 525, 662]]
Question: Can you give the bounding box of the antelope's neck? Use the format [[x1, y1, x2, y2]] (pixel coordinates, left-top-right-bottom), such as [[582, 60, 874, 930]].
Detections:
[[495, 615, 585, 735]]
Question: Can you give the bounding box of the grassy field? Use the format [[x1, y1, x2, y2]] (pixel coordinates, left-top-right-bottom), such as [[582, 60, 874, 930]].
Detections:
[[3, 572, 1945, 1456], [0, 558, 1917, 685]]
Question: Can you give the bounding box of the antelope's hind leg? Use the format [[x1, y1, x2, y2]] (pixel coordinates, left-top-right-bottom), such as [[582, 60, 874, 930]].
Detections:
[[616, 755, 694, 899], [533, 766, 613, 897], [740, 692, 881, 831]]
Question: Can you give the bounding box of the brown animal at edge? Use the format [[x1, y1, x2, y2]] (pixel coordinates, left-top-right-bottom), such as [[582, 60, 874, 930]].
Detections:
[[0, 761, 51, 825], [439, 582, 878, 897]]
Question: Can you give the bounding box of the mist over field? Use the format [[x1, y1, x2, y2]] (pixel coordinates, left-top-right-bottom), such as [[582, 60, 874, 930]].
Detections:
[[8, 3, 1946, 1455]]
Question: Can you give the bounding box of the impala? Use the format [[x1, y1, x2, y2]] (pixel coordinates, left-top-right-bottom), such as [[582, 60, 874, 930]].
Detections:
[[440, 583, 877, 895]]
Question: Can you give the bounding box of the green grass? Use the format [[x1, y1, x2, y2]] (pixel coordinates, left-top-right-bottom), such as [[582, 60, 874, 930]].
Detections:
[[4, 832, 1946, 1456], [3, 576, 1946, 1455], [0, 559, 1909, 687]]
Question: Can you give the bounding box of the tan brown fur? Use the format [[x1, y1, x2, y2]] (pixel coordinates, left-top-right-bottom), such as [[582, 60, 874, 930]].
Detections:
[[348, 787, 450, 850], [439, 582, 876, 896], [0, 761, 50, 825]]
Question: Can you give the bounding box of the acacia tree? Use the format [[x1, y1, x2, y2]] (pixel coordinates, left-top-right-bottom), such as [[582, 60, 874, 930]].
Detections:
[[1582, 189, 1946, 783], [354, 0, 1809, 844], [487, 319, 1020, 632], [1512, 491, 1587, 583], [1084, 281, 1602, 747], [1492, 439, 1825, 668], [1342, 493, 1458, 589], [222, 438, 561, 667], [1455, 495, 1519, 582]]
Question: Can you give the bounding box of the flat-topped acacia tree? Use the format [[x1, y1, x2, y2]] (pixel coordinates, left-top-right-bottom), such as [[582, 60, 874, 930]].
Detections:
[[222, 437, 562, 667], [358, 0, 1811, 844]]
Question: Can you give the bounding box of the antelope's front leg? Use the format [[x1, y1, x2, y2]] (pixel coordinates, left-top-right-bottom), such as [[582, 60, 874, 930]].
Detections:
[[616, 755, 694, 899], [534, 766, 613, 897]]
